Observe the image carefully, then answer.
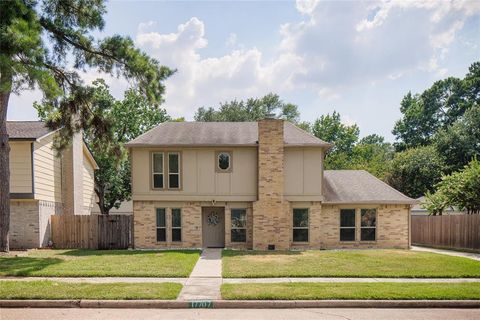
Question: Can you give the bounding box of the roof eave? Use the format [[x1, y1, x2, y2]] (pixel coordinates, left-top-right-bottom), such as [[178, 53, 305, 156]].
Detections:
[[125, 143, 259, 148]]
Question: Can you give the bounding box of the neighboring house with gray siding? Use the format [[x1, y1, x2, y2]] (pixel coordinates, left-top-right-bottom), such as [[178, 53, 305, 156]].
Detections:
[[7, 121, 98, 249], [126, 118, 416, 250]]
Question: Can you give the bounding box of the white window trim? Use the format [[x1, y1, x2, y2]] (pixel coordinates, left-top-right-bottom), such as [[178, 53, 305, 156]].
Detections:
[[231, 208, 247, 243], [156, 208, 166, 242], [152, 152, 164, 189], [339, 208, 356, 242], [168, 152, 181, 189], [171, 208, 182, 242], [292, 208, 309, 243], [360, 209, 377, 242]]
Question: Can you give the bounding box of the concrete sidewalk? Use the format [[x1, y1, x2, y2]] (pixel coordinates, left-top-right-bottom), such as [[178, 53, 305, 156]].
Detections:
[[0, 276, 186, 284], [177, 248, 222, 300], [223, 277, 480, 283], [412, 246, 480, 261]]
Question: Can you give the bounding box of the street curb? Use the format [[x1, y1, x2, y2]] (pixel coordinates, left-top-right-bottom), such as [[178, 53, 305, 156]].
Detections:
[[1, 299, 479, 309]]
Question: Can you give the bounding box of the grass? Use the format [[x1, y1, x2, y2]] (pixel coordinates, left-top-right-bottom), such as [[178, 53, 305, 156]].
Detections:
[[222, 249, 480, 278], [221, 282, 480, 300], [0, 281, 182, 300], [0, 249, 200, 277]]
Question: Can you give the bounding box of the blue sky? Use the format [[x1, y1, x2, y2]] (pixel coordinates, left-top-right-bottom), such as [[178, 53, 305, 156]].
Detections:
[[7, 0, 480, 141]]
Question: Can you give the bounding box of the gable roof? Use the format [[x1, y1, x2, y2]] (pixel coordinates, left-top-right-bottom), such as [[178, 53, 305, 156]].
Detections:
[[126, 121, 331, 148], [324, 170, 416, 204], [7, 121, 53, 140]]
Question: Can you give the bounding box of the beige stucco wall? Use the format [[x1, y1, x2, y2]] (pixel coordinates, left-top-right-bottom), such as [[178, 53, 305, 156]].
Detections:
[[131, 147, 258, 202], [284, 148, 323, 201], [33, 133, 62, 203], [9, 142, 33, 194], [82, 149, 96, 213]]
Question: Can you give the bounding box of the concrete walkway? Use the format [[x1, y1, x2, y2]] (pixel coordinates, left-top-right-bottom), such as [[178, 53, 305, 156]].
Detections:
[[177, 248, 222, 301], [412, 245, 480, 261]]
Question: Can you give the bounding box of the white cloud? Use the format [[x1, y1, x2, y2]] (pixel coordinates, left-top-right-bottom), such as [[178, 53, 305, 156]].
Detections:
[[133, 1, 478, 119], [225, 33, 237, 47], [295, 0, 320, 15]]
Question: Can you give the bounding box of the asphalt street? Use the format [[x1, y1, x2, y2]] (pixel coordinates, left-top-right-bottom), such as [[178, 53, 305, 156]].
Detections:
[[1, 308, 480, 320]]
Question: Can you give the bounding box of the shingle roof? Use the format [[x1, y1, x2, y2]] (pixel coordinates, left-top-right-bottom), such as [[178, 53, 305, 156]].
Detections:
[[126, 121, 331, 147], [324, 170, 416, 204], [7, 121, 53, 140]]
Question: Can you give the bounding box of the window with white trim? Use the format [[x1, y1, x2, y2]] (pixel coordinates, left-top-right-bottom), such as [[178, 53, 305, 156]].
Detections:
[[152, 153, 164, 189], [340, 209, 356, 241], [168, 152, 180, 189], [231, 209, 247, 242], [361, 209, 376, 241], [218, 152, 231, 171], [293, 208, 309, 242], [156, 208, 166, 242], [172, 208, 182, 242]]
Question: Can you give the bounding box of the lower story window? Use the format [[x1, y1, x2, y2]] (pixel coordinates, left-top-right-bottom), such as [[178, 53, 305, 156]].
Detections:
[[231, 209, 247, 242], [156, 208, 166, 242], [361, 208, 377, 241], [340, 209, 356, 241], [293, 208, 309, 242], [172, 208, 182, 242]]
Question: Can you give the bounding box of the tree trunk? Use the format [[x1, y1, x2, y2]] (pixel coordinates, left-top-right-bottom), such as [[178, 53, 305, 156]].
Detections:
[[95, 183, 109, 215], [0, 70, 12, 252]]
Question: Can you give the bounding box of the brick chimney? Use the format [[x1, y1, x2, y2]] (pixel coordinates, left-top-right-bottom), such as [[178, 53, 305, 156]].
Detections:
[[252, 118, 290, 250]]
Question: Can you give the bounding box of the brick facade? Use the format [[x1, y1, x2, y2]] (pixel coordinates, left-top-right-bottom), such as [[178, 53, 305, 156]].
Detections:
[[10, 199, 62, 249], [132, 119, 411, 250], [252, 118, 290, 250], [133, 201, 202, 248]]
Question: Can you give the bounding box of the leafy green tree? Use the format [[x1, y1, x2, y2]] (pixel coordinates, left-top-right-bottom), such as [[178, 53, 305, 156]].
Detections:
[[311, 111, 360, 169], [0, 0, 172, 251], [434, 105, 480, 173], [422, 191, 449, 216], [348, 135, 394, 180], [194, 93, 301, 123], [38, 80, 171, 214], [426, 159, 480, 214], [386, 146, 445, 198], [393, 61, 479, 150]]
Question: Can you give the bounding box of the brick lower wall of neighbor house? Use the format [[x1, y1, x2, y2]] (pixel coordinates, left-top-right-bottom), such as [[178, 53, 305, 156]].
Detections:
[[9, 200, 40, 249], [133, 201, 202, 248]]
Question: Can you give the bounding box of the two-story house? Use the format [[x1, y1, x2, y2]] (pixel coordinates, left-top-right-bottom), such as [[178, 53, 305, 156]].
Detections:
[[126, 118, 415, 250], [8, 121, 98, 248]]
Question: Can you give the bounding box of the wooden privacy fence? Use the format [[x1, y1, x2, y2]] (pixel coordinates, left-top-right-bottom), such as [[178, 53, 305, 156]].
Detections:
[[51, 214, 133, 249], [411, 215, 480, 250]]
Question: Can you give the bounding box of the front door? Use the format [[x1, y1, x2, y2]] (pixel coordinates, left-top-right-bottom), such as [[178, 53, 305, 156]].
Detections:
[[202, 207, 225, 248]]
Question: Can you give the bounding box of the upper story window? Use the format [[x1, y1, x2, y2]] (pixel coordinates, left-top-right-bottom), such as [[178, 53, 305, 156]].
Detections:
[[152, 152, 181, 190], [216, 151, 232, 172], [152, 153, 164, 189], [168, 152, 181, 189]]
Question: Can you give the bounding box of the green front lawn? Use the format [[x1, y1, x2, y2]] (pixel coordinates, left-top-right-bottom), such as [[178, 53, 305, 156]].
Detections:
[[221, 282, 480, 300], [0, 281, 182, 300], [222, 249, 480, 278], [0, 249, 200, 277]]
